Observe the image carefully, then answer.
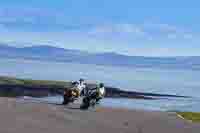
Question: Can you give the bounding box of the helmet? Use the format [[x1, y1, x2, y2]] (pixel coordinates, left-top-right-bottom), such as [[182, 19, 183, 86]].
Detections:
[[99, 83, 104, 88], [79, 78, 84, 82]]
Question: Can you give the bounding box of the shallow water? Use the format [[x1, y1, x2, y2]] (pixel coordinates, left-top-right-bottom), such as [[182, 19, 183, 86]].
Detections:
[[19, 96, 200, 112], [1, 58, 200, 112]]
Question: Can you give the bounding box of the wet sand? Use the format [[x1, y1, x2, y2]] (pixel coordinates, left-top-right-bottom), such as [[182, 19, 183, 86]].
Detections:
[[0, 97, 199, 133]]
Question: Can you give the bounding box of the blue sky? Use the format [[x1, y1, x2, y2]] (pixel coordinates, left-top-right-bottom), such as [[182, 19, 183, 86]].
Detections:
[[0, 0, 200, 56]]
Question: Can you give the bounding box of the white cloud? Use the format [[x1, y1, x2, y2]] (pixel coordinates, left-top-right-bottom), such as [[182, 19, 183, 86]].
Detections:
[[88, 25, 113, 35], [183, 34, 193, 39], [157, 24, 178, 33], [115, 24, 145, 35], [0, 24, 8, 32], [143, 23, 198, 41], [0, 8, 196, 42], [0, 20, 199, 57], [147, 36, 153, 41], [87, 24, 146, 37], [86, 23, 199, 42], [0, 7, 197, 43], [167, 34, 177, 39], [0, 24, 4, 29]]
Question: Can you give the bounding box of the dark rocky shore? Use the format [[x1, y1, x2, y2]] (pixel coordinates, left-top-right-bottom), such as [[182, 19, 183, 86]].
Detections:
[[0, 76, 188, 99]]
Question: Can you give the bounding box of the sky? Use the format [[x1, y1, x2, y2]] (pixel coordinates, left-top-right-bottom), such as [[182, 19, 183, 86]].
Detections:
[[0, 0, 200, 56]]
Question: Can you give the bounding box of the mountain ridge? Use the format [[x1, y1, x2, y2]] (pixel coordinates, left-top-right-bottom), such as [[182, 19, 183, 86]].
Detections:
[[0, 44, 200, 70]]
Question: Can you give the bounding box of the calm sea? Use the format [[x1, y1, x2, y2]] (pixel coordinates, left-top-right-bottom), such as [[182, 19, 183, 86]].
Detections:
[[1, 58, 200, 112]]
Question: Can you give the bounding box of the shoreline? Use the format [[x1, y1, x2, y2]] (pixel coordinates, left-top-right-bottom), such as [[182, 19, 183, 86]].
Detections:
[[0, 76, 189, 99]]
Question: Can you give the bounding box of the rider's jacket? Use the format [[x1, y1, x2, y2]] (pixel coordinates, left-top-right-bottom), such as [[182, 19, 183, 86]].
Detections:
[[97, 87, 105, 97], [77, 82, 86, 93]]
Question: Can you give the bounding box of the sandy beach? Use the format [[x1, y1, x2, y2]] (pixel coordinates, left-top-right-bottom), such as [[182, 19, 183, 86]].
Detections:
[[0, 97, 199, 133]]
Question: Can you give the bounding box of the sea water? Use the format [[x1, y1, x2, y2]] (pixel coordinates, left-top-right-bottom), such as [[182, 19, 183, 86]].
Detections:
[[1, 58, 200, 112]]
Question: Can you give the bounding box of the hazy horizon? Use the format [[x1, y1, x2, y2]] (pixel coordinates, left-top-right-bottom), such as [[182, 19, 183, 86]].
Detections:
[[1, 44, 200, 58]]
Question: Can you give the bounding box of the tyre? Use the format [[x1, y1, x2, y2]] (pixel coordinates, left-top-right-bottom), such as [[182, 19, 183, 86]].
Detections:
[[80, 97, 90, 110], [62, 98, 70, 105]]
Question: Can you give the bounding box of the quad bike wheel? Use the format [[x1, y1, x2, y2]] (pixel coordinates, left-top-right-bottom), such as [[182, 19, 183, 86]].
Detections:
[[80, 97, 90, 110], [62, 89, 77, 105]]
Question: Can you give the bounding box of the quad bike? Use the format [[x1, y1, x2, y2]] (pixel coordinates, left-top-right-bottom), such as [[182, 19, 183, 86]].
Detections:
[[80, 89, 100, 110], [62, 89, 79, 105]]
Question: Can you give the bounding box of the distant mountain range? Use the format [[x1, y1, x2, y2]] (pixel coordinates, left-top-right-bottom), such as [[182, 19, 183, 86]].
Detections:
[[0, 44, 200, 70]]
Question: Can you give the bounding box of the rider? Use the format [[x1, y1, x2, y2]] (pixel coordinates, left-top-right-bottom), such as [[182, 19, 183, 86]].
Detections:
[[75, 78, 86, 97], [62, 78, 86, 104], [95, 83, 105, 103]]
